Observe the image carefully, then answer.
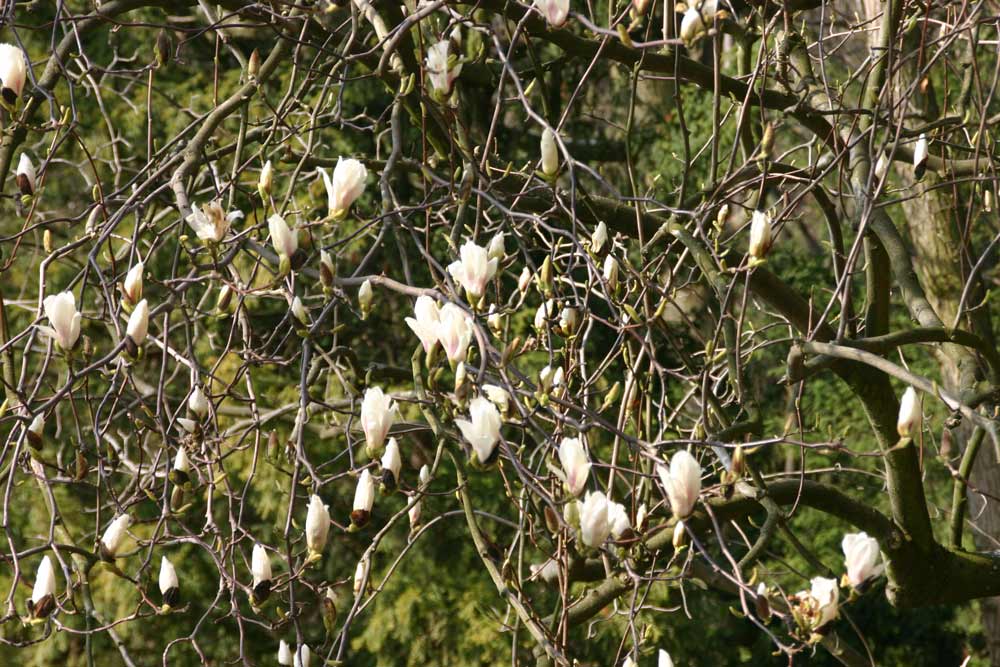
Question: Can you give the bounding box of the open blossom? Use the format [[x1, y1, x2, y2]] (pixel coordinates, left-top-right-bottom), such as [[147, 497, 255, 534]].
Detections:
[[534, 0, 569, 27], [680, 0, 717, 44], [842, 532, 884, 588], [361, 387, 397, 454], [436, 303, 473, 363], [558, 437, 591, 496], [425, 40, 462, 95], [749, 209, 773, 259], [29, 555, 56, 618], [531, 559, 560, 583], [482, 384, 510, 414], [405, 295, 441, 354], [186, 201, 241, 243], [100, 514, 131, 559], [318, 158, 367, 218], [794, 577, 839, 631], [305, 494, 331, 555], [657, 450, 702, 518], [41, 291, 82, 351], [0, 43, 27, 104], [268, 213, 298, 259], [897, 386, 921, 438], [456, 396, 502, 464], [579, 490, 611, 548], [448, 241, 498, 300], [607, 499, 631, 539]]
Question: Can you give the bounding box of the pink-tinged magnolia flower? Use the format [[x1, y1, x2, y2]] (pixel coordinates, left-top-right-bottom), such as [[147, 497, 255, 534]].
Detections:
[[448, 241, 498, 300], [794, 577, 839, 630], [268, 213, 298, 258], [187, 201, 242, 243], [579, 490, 611, 548], [305, 494, 330, 555], [656, 450, 702, 518], [0, 43, 27, 104], [558, 437, 591, 496], [361, 387, 398, 454], [534, 0, 570, 27], [405, 295, 441, 354], [425, 40, 462, 95], [455, 396, 502, 464], [436, 303, 473, 364], [318, 158, 367, 218], [842, 532, 884, 588], [897, 386, 921, 438], [41, 291, 81, 351]]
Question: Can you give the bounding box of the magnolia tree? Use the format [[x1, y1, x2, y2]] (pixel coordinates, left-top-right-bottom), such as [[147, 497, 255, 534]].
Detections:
[[1, 0, 999, 665]]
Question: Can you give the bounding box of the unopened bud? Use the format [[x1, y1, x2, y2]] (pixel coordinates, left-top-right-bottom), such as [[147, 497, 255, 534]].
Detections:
[[730, 445, 745, 478], [537, 255, 553, 296], [155, 29, 172, 68], [358, 279, 373, 319], [319, 250, 335, 288], [247, 49, 261, 79], [672, 520, 688, 550], [217, 284, 233, 313]]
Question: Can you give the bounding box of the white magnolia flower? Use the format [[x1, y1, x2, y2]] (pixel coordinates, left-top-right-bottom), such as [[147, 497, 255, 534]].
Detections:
[[419, 464, 431, 486], [517, 266, 532, 292], [122, 262, 143, 305], [591, 221, 608, 253], [535, 299, 556, 331], [188, 385, 209, 418], [41, 291, 82, 351], [126, 299, 149, 345], [268, 213, 298, 259], [559, 306, 579, 335], [579, 490, 611, 548], [541, 127, 559, 177], [291, 296, 308, 325], [186, 201, 241, 243], [455, 396, 502, 464], [487, 232, 505, 261], [361, 387, 397, 454], [796, 576, 839, 630], [29, 555, 56, 615], [607, 500, 631, 539], [159, 556, 178, 597], [897, 386, 921, 438], [100, 514, 131, 558], [482, 384, 510, 414], [425, 40, 462, 94], [657, 450, 702, 518], [539, 364, 564, 392], [293, 644, 311, 667], [558, 437, 591, 496], [531, 559, 560, 583], [658, 649, 675, 667], [448, 240, 498, 300], [305, 494, 331, 555], [16, 153, 36, 195], [381, 438, 402, 484], [603, 254, 619, 290], [680, 0, 717, 44], [252, 543, 272, 588], [0, 43, 28, 103], [842, 532, 884, 588], [873, 152, 889, 182], [278, 640, 293, 666], [258, 160, 273, 199], [318, 158, 367, 218], [534, 0, 570, 27], [358, 279, 374, 314], [405, 295, 441, 354], [913, 133, 929, 176], [749, 209, 773, 260], [622, 657, 637, 667], [354, 469, 376, 513], [436, 303, 473, 363]]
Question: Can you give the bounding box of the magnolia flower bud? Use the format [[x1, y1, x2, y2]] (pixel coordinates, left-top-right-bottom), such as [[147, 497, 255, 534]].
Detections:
[[293, 644, 311, 667], [358, 279, 374, 319], [251, 543, 272, 603], [126, 298, 149, 348], [159, 556, 179, 607], [122, 262, 143, 306], [323, 586, 339, 635], [290, 296, 308, 326], [842, 532, 884, 589], [873, 152, 889, 182], [448, 240, 498, 301], [28, 555, 56, 619], [454, 361, 468, 400], [351, 469, 376, 528], [318, 158, 368, 219], [305, 494, 331, 556], [534, 299, 555, 332], [897, 386, 921, 438], [380, 438, 402, 490], [408, 494, 422, 531], [755, 582, 771, 620], [540, 127, 559, 177], [41, 291, 82, 351], [16, 153, 35, 196], [188, 386, 209, 419], [563, 499, 581, 530], [579, 490, 611, 548], [482, 384, 510, 415], [258, 160, 273, 200], [487, 307, 503, 336], [534, 0, 570, 27], [353, 556, 368, 596], [680, 0, 716, 44], [623, 657, 637, 667], [913, 133, 929, 180], [361, 387, 397, 456], [658, 649, 675, 667], [319, 250, 335, 288], [487, 232, 505, 261], [419, 464, 431, 487], [0, 43, 28, 105], [216, 284, 233, 313], [657, 450, 702, 519], [558, 437, 591, 496], [405, 295, 441, 354], [455, 396, 502, 465], [169, 447, 190, 488], [672, 520, 688, 550], [268, 214, 298, 263], [603, 255, 619, 291], [759, 122, 774, 163], [26, 413, 44, 449], [278, 640, 293, 666], [436, 303, 473, 364], [247, 48, 260, 78], [591, 221, 608, 253], [154, 29, 171, 68], [558, 306, 579, 336], [635, 503, 648, 531], [517, 266, 532, 292], [99, 514, 131, 561], [749, 209, 773, 260]]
